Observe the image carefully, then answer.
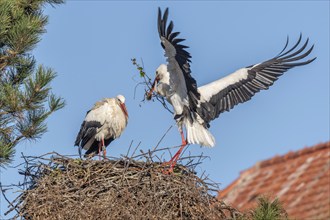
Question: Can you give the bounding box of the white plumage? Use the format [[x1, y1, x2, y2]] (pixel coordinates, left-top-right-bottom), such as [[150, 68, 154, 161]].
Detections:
[[74, 95, 128, 158], [148, 8, 315, 154]]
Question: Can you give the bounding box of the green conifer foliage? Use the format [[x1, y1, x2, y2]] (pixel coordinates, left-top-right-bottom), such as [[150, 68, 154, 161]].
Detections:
[[251, 197, 288, 220], [0, 0, 65, 167]]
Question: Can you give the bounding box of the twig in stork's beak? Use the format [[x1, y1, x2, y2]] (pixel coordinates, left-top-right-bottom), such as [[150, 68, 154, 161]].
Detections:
[[146, 76, 159, 100], [120, 103, 129, 118]]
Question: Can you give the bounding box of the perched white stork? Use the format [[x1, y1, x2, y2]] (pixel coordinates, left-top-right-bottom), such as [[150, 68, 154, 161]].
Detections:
[[147, 8, 316, 171], [74, 95, 128, 158]]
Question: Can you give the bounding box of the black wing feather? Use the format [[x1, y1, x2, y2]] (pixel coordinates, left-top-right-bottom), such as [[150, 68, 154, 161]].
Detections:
[[158, 8, 214, 124], [201, 35, 316, 124], [74, 120, 102, 149]]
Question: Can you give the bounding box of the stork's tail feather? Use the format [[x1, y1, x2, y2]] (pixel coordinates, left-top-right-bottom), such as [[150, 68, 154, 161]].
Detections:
[[185, 119, 215, 147]]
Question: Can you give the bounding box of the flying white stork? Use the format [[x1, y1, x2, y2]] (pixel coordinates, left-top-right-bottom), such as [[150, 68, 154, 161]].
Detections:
[[147, 8, 316, 171], [74, 95, 128, 158]]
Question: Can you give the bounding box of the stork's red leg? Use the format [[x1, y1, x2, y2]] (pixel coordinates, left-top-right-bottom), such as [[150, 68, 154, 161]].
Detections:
[[180, 129, 187, 146], [162, 130, 187, 174], [171, 129, 187, 161], [98, 142, 102, 160], [101, 138, 106, 159]]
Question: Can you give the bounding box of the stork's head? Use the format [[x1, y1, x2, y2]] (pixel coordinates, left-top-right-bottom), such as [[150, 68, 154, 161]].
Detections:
[[116, 94, 128, 118], [156, 64, 168, 77], [146, 64, 168, 100]]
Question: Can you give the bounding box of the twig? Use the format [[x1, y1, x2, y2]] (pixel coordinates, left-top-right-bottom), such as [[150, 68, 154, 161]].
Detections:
[[152, 125, 173, 151], [131, 58, 173, 114], [125, 140, 134, 158], [0, 182, 20, 215], [130, 141, 141, 158]]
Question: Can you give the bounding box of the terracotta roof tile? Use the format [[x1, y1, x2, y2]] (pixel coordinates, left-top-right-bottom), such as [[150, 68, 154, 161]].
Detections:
[[218, 142, 330, 220]]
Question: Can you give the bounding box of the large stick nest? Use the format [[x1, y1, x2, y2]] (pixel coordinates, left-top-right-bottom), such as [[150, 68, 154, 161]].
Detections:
[[3, 148, 242, 220]]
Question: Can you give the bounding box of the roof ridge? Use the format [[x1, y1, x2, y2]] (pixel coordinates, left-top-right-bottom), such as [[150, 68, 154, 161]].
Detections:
[[256, 141, 329, 168]]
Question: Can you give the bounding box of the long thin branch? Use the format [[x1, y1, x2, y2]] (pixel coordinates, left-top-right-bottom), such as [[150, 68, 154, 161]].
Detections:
[[0, 183, 20, 215], [152, 125, 173, 151]]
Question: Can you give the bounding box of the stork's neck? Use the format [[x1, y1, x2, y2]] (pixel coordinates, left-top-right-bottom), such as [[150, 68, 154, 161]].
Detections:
[[155, 72, 171, 97], [159, 70, 170, 85]]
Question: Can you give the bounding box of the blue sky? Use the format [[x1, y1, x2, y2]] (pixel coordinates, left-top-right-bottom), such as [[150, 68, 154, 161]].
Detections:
[[1, 1, 329, 217]]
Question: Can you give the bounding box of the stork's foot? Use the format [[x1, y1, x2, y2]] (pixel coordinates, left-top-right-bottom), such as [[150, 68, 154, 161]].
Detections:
[[161, 158, 179, 174], [161, 162, 175, 174], [162, 167, 174, 175], [161, 142, 187, 174]]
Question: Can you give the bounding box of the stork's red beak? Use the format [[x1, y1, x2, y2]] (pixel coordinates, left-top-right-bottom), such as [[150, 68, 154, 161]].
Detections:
[[146, 76, 159, 100], [120, 103, 128, 118]]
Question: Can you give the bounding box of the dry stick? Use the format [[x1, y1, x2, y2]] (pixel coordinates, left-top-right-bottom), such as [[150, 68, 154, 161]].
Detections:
[[21, 152, 30, 191], [133, 81, 147, 100], [181, 154, 210, 170], [152, 125, 173, 151], [147, 149, 153, 163], [125, 140, 134, 158], [153, 153, 162, 163], [130, 141, 141, 158], [0, 183, 20, 216], [130, 145, 175, 160], [179, 190, 183, 219]]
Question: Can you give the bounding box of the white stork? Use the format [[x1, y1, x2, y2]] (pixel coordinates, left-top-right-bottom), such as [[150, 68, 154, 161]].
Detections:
[[74, 95, 128, 158], [147, 8, 316, 171]]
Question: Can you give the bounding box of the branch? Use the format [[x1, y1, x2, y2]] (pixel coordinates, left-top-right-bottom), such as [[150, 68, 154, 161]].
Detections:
[[131, 58, 173, 114], [0, 183, 20, 216]]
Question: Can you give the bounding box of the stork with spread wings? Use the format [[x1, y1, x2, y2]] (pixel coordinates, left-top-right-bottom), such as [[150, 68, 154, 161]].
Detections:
[[147, 8, 316, 173]]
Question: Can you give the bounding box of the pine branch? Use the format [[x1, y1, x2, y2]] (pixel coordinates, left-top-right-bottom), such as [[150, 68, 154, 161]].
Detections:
[[0, 0, 65, 167], [0, 139, 15, 168], [251, 197, 288, 220], [48, 93, 65, 112]]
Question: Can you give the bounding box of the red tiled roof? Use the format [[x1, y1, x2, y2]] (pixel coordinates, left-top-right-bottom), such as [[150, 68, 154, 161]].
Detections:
[[218, 142, 330, 220]]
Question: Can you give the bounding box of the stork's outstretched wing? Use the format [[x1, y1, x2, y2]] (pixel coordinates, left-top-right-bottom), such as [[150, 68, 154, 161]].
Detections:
[[158, 8, 201, 112], [198, 34, 316, 124]]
